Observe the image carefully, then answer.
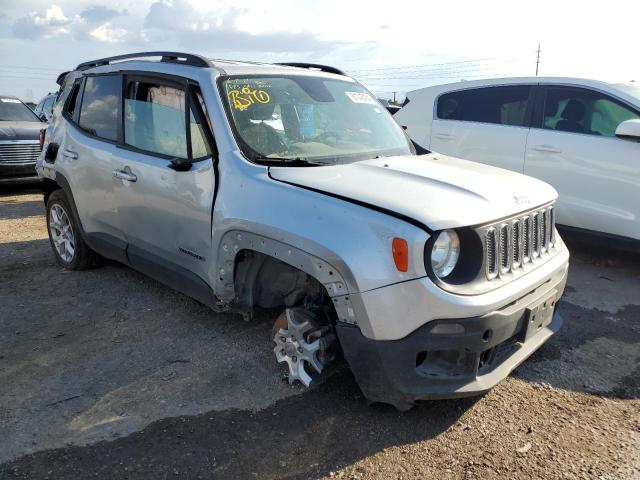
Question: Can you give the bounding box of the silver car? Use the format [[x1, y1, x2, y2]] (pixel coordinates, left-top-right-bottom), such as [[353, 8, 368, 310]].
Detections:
[[38, 52, 569, 410]]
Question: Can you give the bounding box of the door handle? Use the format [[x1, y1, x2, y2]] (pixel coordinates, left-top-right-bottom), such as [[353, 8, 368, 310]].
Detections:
[[434, 133, 455, 140], [62, 149, 78, 160], [531, 145, 562, 154], [112, 169, 138, 182]]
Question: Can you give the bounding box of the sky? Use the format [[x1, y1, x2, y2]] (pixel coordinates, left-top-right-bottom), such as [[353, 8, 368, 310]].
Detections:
[[1, 0, 639, 103]]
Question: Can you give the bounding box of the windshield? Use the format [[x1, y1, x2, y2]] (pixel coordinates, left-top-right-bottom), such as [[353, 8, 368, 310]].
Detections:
[[0, 98, 41, 122], [220, 75, 412, 164]]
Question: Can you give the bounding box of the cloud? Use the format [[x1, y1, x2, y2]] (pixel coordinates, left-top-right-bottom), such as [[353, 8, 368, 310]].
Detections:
[[143, 0, 334, 53], [79, 5, 125, 24], [12, 4, 70, 39], [89, 23, 127, 43]]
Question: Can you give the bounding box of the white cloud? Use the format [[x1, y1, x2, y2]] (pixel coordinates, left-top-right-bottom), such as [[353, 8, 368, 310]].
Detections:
[[89, 22, 127, 43], [12, 4, 70, 38], [142, 0, 336, 52]]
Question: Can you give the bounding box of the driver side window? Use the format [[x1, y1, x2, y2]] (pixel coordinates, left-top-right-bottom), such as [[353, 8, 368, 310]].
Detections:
[[123, 79, 212, 160], [542, 87, 639, 137]]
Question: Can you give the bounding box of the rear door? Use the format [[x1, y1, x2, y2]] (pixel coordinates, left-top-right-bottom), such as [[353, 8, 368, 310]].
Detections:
[[429, 84, 534, 172], [525, 85, 640, 239], [112, 73, 217, 291], [58, 74, 127, 261]]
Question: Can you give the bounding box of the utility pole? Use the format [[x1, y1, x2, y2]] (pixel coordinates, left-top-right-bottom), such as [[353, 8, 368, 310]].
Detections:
[[535, 43, 541, 76]]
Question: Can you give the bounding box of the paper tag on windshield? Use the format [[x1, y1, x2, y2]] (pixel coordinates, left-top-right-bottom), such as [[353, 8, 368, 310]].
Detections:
[[1, 98, 21, 103], [345, 91, 377, 105]]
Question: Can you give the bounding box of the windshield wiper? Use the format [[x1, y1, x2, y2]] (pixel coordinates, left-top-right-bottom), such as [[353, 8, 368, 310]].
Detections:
[[254, 156, 328, 166]]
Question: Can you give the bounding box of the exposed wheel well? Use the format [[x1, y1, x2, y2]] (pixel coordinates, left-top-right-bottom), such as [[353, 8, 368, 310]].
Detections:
[[233, 249, 337, 323], [41, 178, 61, 205]]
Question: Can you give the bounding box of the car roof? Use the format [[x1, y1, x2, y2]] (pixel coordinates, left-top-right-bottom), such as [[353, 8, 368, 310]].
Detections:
[[406, 76, 634, 95], [0, 94, 21, 100]]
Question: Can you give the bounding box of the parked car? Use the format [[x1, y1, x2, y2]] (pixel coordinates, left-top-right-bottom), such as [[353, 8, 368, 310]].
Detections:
[[34, 91, 58, 122], [394, 77, 640, 247], [38, 52, 569, 410], [0, 94, 44, 184]]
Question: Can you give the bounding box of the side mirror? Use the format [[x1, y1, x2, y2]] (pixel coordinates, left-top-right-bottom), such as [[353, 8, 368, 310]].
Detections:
[[615, 119, 640, 142], [38, 112, 48, 123]]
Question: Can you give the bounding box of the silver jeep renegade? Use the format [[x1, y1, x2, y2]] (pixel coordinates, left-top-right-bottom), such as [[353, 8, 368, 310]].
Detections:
[[38, 52, 569, 410]]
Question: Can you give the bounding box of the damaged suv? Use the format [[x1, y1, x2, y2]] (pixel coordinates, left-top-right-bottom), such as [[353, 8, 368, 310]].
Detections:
[[38, 52, 569, 410]]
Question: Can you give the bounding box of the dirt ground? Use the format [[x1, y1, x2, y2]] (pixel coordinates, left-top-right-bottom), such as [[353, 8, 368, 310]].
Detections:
[[0, 186, 638, 479]]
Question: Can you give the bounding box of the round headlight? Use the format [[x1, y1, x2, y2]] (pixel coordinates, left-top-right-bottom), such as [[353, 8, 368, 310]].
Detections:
[[431, 229, 460, 278]]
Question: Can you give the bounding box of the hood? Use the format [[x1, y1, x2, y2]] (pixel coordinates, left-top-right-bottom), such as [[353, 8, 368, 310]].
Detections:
[[269, 153, 558, 231], [0, 121, 43, 141]]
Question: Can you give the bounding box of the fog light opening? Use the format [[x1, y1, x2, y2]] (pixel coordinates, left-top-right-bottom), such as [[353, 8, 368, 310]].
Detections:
[[482, 329, 493, 342]]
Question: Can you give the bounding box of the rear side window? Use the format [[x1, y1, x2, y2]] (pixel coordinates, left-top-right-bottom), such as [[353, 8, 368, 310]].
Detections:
[[78, 75, 120, 141], [124, 79, 212, 160], [437, 85, 532, 127], [542, 86, 640, 137], [64, 81, 81, 118]]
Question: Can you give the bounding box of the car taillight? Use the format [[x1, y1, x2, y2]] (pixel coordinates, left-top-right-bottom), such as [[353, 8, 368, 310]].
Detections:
[[39, 128, 46, 149]]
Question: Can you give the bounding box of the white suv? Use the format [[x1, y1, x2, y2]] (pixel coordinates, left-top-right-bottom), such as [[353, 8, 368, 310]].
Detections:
[[395, 77, 640, 247], [37, 52, 569, 410]]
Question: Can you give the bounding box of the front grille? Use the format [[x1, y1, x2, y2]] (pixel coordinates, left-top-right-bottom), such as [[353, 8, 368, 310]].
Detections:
[[0, 142, 41, 164], [484, 205, 556, 280]]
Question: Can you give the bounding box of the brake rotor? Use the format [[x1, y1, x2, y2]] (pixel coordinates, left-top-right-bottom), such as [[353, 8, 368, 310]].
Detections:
[[272, 307, 335, 387]]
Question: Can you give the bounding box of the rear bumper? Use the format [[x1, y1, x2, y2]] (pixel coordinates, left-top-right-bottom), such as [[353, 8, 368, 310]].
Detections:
[[337, 268, 567, 410]]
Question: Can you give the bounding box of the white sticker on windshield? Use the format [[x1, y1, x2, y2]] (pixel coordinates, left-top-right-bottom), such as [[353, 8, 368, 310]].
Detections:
[[345, 91, 377, 105], [1, 98, 21, 103]]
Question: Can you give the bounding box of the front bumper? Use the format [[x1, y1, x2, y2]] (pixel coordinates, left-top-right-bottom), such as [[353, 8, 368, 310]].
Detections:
[[0, 162, 39, 183], [337, 269, 567, 410]]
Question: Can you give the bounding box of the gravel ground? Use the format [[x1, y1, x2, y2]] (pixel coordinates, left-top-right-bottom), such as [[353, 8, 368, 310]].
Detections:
[[0, 186, 638, 479]]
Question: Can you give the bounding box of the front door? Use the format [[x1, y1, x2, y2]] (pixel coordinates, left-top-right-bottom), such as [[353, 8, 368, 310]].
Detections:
[[111, 74, 217, 295], [524, 85, 640, 239]]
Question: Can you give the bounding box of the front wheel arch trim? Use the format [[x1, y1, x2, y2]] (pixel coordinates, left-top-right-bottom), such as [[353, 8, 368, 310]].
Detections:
[[215, 230, 357, 324]]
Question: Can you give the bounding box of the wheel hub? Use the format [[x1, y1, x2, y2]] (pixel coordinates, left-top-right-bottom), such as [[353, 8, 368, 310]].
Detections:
[[273, 308, 333, 387], [49, 204, 75, 262]]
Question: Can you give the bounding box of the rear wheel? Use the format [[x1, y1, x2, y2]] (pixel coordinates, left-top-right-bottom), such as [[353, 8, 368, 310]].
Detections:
[[46, 189, 97, 270]]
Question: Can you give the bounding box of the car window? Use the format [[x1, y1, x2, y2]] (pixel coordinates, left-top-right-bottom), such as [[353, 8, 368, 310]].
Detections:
[[78, 75, 120, 141], [0, 97, 41, 122], [124, 80, 211, 160], [437, 85, 532, 127], [65, 82, 81, 118], [220, 75, 412, 164], [542, 86, 640, 137], [189, 87, 213, 159], [44, 97, 54, 112]]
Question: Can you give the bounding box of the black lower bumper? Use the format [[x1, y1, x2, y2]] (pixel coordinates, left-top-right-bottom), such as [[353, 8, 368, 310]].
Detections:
[[337, 278, 566, 410], [0, 162, 39, 184]]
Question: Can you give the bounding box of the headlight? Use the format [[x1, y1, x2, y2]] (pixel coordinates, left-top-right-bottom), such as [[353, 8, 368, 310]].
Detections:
[[431, 229, 460, 278]]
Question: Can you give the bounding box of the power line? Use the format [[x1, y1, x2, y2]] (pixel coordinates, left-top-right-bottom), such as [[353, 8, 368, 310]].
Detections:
[[353, 61, 526, 80], [360, 72, 518, 88], [0, 64, 67, 73], [0, 74, 58, 81], [345, 56, 528, 74]]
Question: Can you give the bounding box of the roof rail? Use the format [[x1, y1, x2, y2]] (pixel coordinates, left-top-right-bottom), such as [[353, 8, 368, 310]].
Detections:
[[275, 62, 346, 76], [76, 51, 213, 71]]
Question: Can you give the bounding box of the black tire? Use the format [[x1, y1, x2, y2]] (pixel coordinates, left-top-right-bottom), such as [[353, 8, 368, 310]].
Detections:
[[46, 189, 97, 270]]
